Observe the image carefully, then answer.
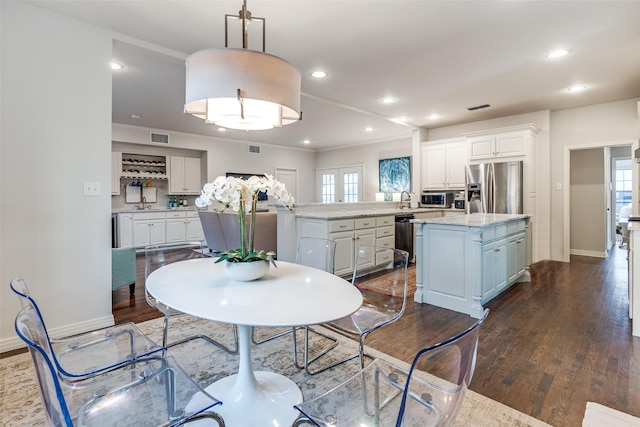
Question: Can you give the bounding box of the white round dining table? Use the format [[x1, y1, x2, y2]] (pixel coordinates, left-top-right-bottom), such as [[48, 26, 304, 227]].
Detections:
[[145, 258, 363, 427]]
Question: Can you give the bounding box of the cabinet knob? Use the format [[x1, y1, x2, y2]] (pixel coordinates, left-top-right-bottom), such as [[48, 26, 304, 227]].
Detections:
[[494, 248, 500, 252]]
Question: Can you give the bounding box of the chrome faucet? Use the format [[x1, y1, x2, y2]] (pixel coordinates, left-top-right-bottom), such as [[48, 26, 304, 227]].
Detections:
[[400, 191, 411, 209], [137, 196, 148, 210]]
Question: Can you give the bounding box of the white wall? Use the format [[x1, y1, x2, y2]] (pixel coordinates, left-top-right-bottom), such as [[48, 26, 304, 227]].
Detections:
[[112, 124, 317, 204], [551, 98, 640, 260], [1, 2, 113, 350], [315, 137, 413, 201], [570, 149, 606, 256]]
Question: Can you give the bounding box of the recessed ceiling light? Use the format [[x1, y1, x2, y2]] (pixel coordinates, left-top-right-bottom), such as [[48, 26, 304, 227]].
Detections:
[[111, 62, 123, 70], [427, 114, 440, 120], [217, 127, 226, 132], [130, 114, 141, 119], [303, 139, 310, 144], [547, 49, 569, 59], [567, 85, 587, 92], [381, 97, 396, 104], [311, 71, 327, 78], [365, 126, 373, 132]]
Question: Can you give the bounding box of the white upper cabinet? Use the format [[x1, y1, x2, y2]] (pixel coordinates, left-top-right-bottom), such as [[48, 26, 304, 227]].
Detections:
[[169, 156, 201, 194], [446, 142, 468, 188], [421, 144, 446, 189], [421, 138, 468, 190], [111, 152, 122, 195], [466, 125, 539, 161]]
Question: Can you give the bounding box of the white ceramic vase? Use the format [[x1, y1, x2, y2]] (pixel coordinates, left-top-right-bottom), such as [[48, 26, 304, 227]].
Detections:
[[223, 260, 270, 282]]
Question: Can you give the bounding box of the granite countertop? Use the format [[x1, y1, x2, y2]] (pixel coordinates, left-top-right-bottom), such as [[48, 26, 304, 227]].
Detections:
[[295, 207, 459, 220], [411, 213, 531, 227], [113, 207, 199, 214]]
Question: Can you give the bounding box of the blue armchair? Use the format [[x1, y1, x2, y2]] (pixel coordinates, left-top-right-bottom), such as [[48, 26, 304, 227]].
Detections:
[[112, 247, 136, 296]]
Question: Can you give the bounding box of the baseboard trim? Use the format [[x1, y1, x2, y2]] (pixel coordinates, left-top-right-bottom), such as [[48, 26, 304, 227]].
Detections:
[[0, 315, 115, 353], [570, 249, 607, 258]]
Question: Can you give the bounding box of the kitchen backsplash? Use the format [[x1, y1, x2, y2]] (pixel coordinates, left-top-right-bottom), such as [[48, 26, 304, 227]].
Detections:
[[111, 178, 198, 210]]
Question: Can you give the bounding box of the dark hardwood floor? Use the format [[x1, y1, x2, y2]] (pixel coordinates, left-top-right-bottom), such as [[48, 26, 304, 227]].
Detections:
[[11, 245, 640, 426]]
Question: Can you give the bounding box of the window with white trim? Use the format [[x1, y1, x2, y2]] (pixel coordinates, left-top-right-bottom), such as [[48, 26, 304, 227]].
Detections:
[[317, 165, 364, 203]]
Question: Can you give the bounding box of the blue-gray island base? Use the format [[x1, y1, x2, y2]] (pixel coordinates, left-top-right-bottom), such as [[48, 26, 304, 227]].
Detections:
[[412, 213, 532, 318]]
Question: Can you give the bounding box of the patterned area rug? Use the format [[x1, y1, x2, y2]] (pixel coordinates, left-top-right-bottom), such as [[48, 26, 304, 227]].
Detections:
[[0, 316, 549, 426]]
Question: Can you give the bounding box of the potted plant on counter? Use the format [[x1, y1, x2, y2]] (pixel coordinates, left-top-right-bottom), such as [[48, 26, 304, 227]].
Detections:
[[195, 174, 295, 281]]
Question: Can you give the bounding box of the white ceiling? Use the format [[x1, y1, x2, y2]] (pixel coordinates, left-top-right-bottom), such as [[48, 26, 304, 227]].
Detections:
[[26, 0, 640, 150]]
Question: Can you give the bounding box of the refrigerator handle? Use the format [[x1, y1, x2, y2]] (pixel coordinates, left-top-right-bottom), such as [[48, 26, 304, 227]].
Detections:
[[490, 162, 496, 213]]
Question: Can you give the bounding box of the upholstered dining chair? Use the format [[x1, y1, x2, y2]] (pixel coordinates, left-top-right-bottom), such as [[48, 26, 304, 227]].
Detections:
[[293, 309, 490, 427], [14, 302, 225, 427], [10, 277, 162, 382], [301, 245, 410, 375], [144, 241, 238, 354], [111, 247, 136, 296]]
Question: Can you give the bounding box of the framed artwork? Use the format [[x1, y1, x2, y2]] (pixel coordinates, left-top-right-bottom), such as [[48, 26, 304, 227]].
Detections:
[[379, 156, 411, 200]]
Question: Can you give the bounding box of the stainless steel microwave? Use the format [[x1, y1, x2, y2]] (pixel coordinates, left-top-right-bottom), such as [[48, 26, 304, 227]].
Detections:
[[421, 191, 454, 208]]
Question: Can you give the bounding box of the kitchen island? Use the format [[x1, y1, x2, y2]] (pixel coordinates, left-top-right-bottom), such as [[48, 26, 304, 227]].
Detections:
[[412, 213, 531, 318], [276, 202, 465, 276]]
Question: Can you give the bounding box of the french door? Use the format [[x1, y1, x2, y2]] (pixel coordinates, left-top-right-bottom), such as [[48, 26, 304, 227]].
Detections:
[[317, 165, 363, 203]]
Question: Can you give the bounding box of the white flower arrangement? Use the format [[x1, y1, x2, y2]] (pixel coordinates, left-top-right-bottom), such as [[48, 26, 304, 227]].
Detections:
[[195, 174, 294, 263]]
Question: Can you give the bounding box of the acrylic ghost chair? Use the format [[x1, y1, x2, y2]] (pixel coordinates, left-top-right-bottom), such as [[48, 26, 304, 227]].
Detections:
[[145, 241, 238, 354], [288, 237, 341, 368], [293, 309, 490, 427], [300, 245, 410, 375], [250, 237, 341, 359], [14, 301, 225, 427], [10, 277, 163, 382]]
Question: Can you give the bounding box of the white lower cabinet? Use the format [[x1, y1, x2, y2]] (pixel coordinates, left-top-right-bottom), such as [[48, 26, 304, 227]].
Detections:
[[328, 221, 376, 276], [507, 232, 527, 282], [133, 217, 166, 247], [186, 212, 204, 241], [481, 238, 508, 299], [118, 213, 133, 248], [297, 215, 394, 277], [329, 230, 355, 275], [354, 228, 376, 271], [166, 212, 187, 243], [118, 210, 202, 248], [166, 211, 203, 243]]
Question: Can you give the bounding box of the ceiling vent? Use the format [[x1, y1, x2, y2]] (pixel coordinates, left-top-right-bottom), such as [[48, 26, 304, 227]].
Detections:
[[467, 104, 491, 111], [150, 132, 170, 145], [248, 145, 261, 154]]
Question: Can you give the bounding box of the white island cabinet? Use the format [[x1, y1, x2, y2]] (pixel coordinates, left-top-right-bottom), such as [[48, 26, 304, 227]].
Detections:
[[413, 213, 531, 318], [296, 215, 394, 276]]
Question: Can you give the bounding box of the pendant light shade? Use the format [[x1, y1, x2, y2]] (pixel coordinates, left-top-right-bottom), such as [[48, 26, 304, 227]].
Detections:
[[184, 1, 301, 131], [185, 48, 301, 130]]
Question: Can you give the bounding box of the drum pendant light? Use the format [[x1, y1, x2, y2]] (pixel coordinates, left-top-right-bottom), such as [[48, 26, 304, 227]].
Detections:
[[185, 0, 301, 131]]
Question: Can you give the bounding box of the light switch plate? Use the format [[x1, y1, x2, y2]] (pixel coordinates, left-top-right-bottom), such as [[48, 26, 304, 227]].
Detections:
[[84, 181, 102, 196]]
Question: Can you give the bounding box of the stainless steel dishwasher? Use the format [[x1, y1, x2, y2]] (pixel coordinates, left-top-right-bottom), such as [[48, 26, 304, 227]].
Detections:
[[395, 214, 414, 261]]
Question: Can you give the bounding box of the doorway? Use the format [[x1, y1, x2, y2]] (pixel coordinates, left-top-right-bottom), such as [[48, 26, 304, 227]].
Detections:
[[275, 167, 298, 202], [563, 141, 634, 261], [611, 153, 632, 248]]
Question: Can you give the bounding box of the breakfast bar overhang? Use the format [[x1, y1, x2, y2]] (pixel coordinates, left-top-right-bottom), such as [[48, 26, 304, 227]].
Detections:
[[412, 213, 532, 318]]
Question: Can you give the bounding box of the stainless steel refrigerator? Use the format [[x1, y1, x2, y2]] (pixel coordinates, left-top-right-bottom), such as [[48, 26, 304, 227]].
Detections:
[[466, 161, 523, 214]]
